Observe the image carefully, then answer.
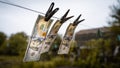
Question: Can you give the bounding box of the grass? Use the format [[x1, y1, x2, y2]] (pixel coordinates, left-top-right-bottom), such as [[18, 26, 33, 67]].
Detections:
[[0, 55, 72, 68]]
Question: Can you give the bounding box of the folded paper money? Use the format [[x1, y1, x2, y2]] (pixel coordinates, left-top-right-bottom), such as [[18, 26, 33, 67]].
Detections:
[[23, 15, 53, 62], [58, 14, 85, 54]]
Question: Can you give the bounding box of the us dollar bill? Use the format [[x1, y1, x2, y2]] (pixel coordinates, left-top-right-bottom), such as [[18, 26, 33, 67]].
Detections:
[[40, 20, 62, 54], [23, 15, 53, 62], [58, 23, 76, 54]]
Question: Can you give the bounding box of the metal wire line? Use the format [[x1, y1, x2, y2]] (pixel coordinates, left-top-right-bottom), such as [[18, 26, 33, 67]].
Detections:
[[0, 0, 59, 19], [0, 0, 93, 28]]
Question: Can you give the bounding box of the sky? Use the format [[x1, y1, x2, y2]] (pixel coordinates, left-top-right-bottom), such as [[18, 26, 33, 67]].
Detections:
[[0, 0, 116, 37]]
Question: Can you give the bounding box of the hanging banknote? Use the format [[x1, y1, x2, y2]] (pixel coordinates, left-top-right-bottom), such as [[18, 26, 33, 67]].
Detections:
[[58, 14, 85, 54], [23, 2, 59, 62], [40, 9, 73, 54], [23, 15, 53, 62]]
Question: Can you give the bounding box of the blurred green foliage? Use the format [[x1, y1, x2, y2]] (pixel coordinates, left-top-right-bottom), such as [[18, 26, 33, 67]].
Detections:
[[0, 32, 7, 46], [0, 31, 80, 68], [0, 32, 27, 55], [109, 0, 120, 45]]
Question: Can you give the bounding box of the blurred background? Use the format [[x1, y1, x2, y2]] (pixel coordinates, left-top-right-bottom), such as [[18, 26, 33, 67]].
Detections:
[[0, 0, 120, 68]]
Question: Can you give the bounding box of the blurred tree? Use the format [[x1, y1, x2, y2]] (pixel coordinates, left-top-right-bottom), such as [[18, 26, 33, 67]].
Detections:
[[0, 40, 8, 54], [109, 0, 120, 44], [109, 0, 120, 67], [69, 40, 78, 61], [0, 32, 7, 46], [7, 32, 27, 55], [97, 29, 103, 38], [70, 40, 77, 52], [77, 39, 113, 67], [51, 34, 62, 53], [76, 39, 102, 68], [80, 38, 120, 68]]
